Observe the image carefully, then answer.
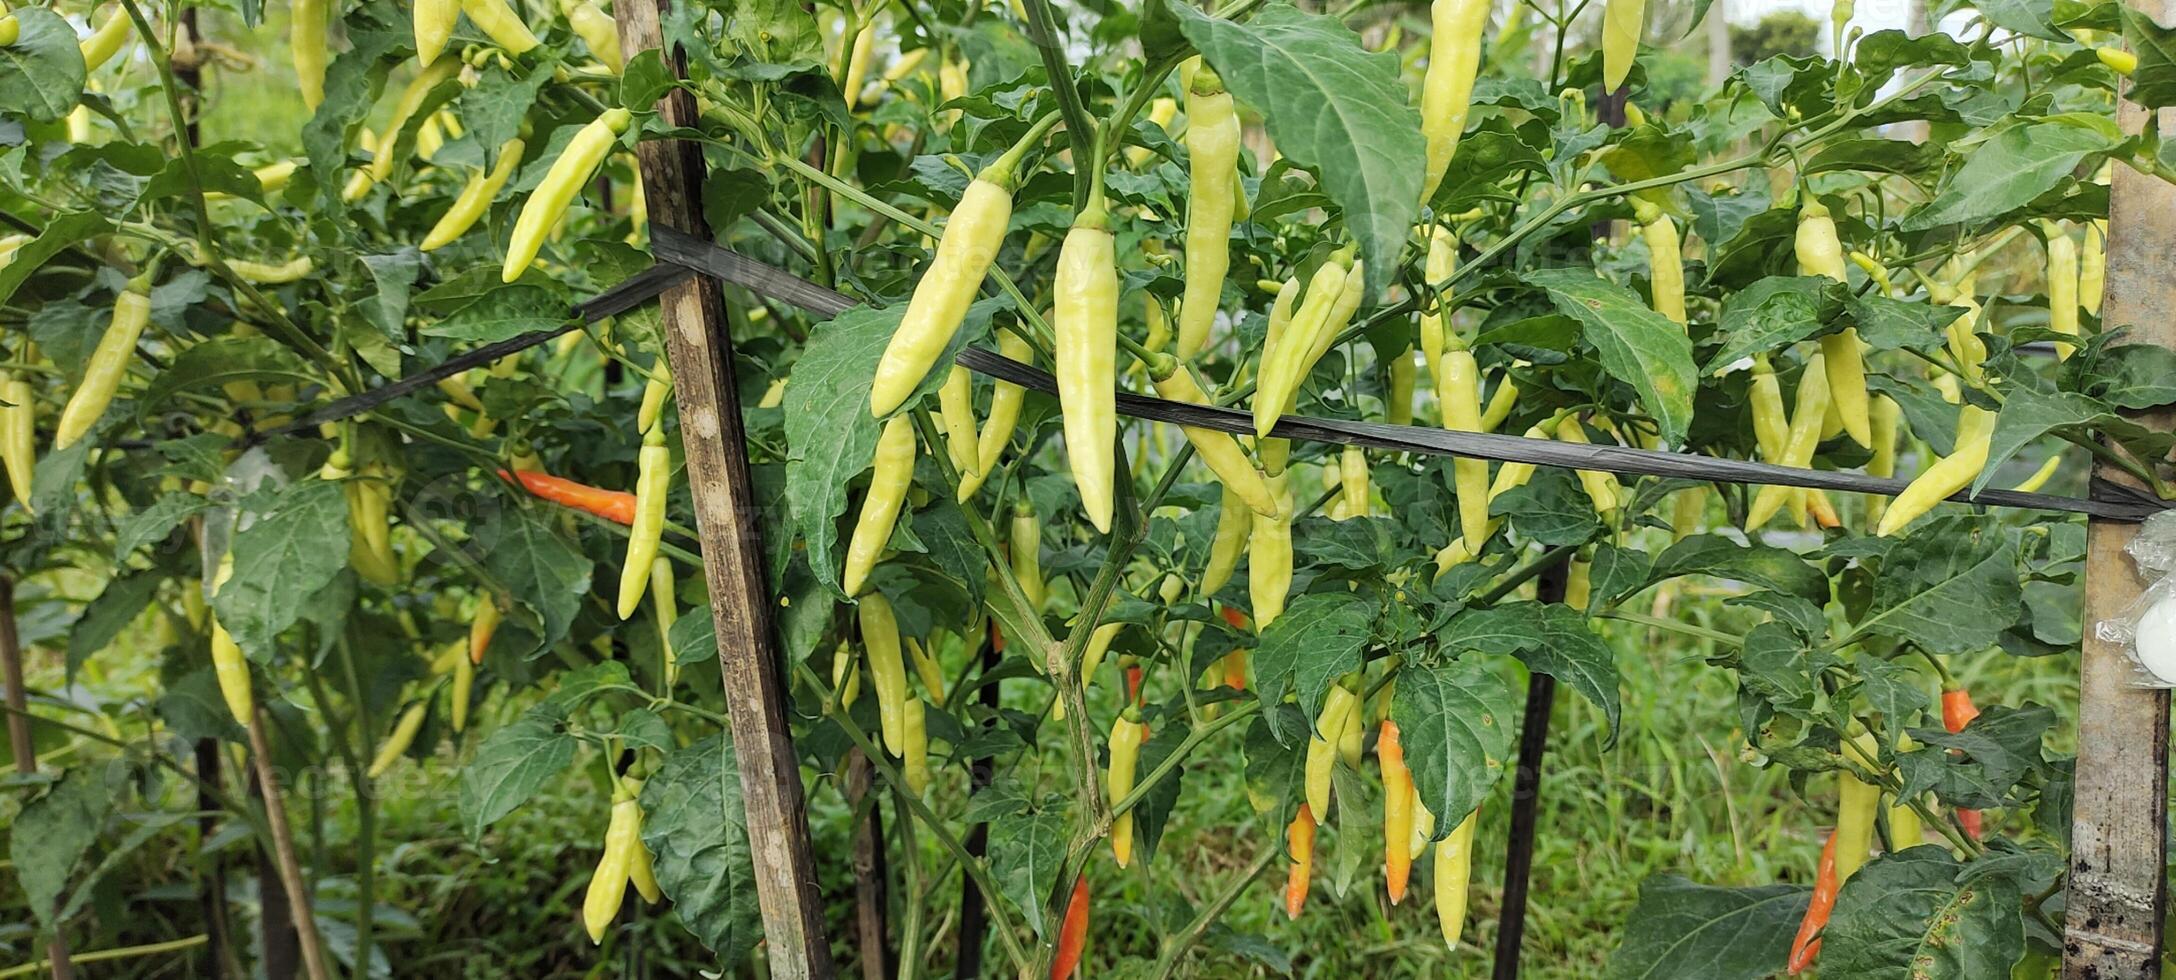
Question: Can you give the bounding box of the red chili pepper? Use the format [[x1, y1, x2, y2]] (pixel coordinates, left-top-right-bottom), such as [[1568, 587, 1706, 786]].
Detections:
[[1125, 663, 1143, 705], [1219, 604, 1248, 630], [1051, 873, 1090, 979], [500, 468, 638, 525], [1942, 687, 1984, 839], [1786, 829, 1840, 974]]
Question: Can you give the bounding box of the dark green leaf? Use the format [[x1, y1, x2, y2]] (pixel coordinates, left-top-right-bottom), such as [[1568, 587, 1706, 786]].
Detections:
[[458, 704, 576, 840], [1525, 268, 1698, 445], [0, 8, 87, 123], [1392, 658, 1518, 837], [640, 734, 764, 961], [214, 480, 351, 661], [1604, 875, 1807, 980], [1822, 847, 2024, 977], [1252, 591, 1372, 743]]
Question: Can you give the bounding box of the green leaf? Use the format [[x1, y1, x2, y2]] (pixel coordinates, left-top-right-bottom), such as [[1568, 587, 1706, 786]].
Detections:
[[1129, 722, 1188, 865], [1704, 276, 1839, 373], [478, 507, 594, 657], [301, 23, 400, 214], [67, 568, 161, 682], [10, 768, 109, 927], [458, 704, 576, 840], [2125, 5, 2176, 109], [1437, 601, 1621, 740], [1649, 534, 1829, 603], [1168, 0, 1424, 304], [1525, 268, 1698, 446], [1848, 292, 1968, 355], [115, 492, 209, 561], [214, 480, 351, 662], [1900, 703, 2056, 808], [2084, 343, 2176, 409], [1490, 468, 1604, 546], [1822, 847, 2024, 978], [464, 60, 558, 161], [0, 7, 87, 123], [0, 212, 113, 309], [359, 249, 423, 341], [639, 734, 764, 962], [1251, 591, 1372, 743], [1972, 387, 2112, 496], [1603, 876, 1807, 980], [1902, 119, 2121, 231], [989, 805, 1069, 937], [421, 284, 569, 342], [1979, 0, 2068, 39], [144, 336, 308, 408], [1860, 517, 2021, 655], [1391, 658, 1518, 837]]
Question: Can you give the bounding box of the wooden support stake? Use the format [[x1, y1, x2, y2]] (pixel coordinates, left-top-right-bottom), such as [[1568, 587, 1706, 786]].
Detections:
[[246, 708, 331, 980], [611, 4, 837, 976], [2064, 25, 2173, 974]]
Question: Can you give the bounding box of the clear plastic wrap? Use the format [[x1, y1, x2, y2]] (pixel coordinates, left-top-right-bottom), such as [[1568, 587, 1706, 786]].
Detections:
[[2092, 510, 2176, 687]]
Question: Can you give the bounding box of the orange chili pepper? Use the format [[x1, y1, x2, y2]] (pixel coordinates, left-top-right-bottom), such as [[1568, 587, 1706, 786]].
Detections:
[[1787, 830, 1840, 974], [500, 468, 638, 525]]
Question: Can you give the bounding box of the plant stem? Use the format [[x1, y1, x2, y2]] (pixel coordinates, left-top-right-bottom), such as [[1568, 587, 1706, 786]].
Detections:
[[1150, 839, 1280, 977], [0, 936, 208, 979]]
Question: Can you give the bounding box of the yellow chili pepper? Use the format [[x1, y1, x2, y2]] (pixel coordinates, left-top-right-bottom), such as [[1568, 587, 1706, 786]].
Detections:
[[1149, 363, 1279, 517], [2081, 222, 2105, 317], [56, 284, 151, 450], [422, 138, 526, 251], [565, 0, 623, 74], [1055, 194, 1119, 533], [840, 21, 877, 111], [1253, 258, 1349, 436], [1248, 472, 1294, 626], [1303, 683, 1357, 819], [1107, 709, 1147, 866], [860, 593, 909, 756], [905, 636, 945, 704], [1126, 96, 1178, 168], [1419, 0, 1491, 201], [1877, 404, 1994, 536], [1419, 226, 1458, 384], [80, 9, 132, 73], [615, 425, 670, 618], [1554, 416, 1620, 515], [228, 256, 314, 284], [959, 327, 1033, 501], [1010, 501, 1044, 613], [1633, 199, 1685, 327], [1746, 354, 1832, 530], [1435, 808, 1479, 949], [503, 108, 633, 281], [415, 0, 459, 67], [1339, 445, 1372, 518], [937, 365, 979, 480], [469, 595, 501, 665], [582, 786, 641, 943], [208, 556, 254, 727], [651, 557, 679, 687], [1380, 719, 1416, 903], [1387, 347, 1417, 426], [2, 375, 34, 511], [461, 0, 540, 54], [637, 363, 672, 434], [2098, 46, 2139, 75], [1438, 348, 1492, 549], [367, 700, 430, 778], [1834, 732, 1882, 883], [842, 415, 916, 597], [1601, 0, 1646, 91], [623, 779, 660, 903], [1200, 485, 1251, 597], [902, 695, 931, 795], [1864, 394, 1900, 527], [1797, 201, 1872, 448], [2045, 223, 2079, 360], [1178, 67, 1240, 359]]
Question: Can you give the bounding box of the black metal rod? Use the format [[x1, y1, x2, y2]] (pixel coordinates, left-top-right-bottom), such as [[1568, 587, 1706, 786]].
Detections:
[[1492, 557, 1568, 979]]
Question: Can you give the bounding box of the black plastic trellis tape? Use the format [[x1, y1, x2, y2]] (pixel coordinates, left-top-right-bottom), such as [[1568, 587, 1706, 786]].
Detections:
[[270, 224, 2170, 524]]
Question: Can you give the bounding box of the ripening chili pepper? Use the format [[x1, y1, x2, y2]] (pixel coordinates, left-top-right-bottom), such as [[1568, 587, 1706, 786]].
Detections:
[[1150, 363, 1280, 517], [1122, 657, 1144, 706], [1554, 416, 1620, 515], [81, 8, 132, 73], [860, 593, 910, 757], [1108, 708, 1148, 866], [1051, 874, 1091, 979], [1600, 0, 1646, 91], [1055, 193, 1120, 533], [1248, 473, 1294, 626], [56, 283, 151, 450], [1785, 829, 1840, 974], [367, 700, 430, 778], [842, 415, 917, 597], [1877, 405, 1993, 536], [1419, 0, 1490, 201], [1746, 354, 1832, 530], [502, 468, 639, 524], [1200, 486, 1251, 597], [2, 375, 34, 511], [1178, 66, 1240, 359], [903, 695, 931, 795], [504, 108, 633, 281], [583, 784, 642, 943], [1380, 720, 1416, 903], [2081, 222, 2106, 317], [1796, 200, 1872, 448], [959, 328, 1034, 501], [1435, 808, 1479, 948], [1010, 500, 1045, 612], [209, 556, 254, 727], [1283, 804, 1316, 919], [615, 425, 671, 618], [422, 139, 526, 251], [462, 0, 540, 53], [937, 365, 980, 480], [1222, 649, 1249, 691], [1305, 683, 1358, 819], [1941, 686, 1984, 838], [1633, 199, 1686, 326], [871, 126, 1048, 416], [2045, 223, 2079, 360], [414, 0, 458, 66]]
